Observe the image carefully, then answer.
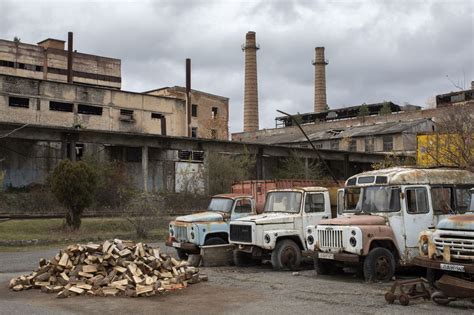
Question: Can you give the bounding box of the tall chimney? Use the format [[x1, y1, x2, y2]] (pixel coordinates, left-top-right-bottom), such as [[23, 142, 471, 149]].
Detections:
[[67, 32, 73, 84], [186, 58, 191, 137], [312, 47, 328, 112], [242, 31, 259, 132]]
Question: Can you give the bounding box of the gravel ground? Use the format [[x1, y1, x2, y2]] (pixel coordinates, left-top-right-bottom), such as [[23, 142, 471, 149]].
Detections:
[[0, 245, 473, 314]]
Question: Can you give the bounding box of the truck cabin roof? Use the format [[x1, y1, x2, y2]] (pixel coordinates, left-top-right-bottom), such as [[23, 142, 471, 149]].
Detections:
[[213, 193, 253, 199], [267, 187, 329, 193], [345, 167, 474, 187]]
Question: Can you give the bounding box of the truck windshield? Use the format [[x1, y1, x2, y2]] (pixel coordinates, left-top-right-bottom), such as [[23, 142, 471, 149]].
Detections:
[[264, 192, 302, 213], [207, 198, 234, 212], [343, 186, 401, 213]]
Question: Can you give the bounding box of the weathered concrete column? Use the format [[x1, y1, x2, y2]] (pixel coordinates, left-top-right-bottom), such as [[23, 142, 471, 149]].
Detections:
[[343, 154, 349, 179], [313, 47, 328, 113], [142, 146, 148, 192], [242, 31, 260, 132], [256, 148, 263, 180], [69, 141, 76, 161]]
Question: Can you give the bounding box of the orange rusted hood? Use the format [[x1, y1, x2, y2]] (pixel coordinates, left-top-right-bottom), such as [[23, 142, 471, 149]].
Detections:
[[320, 214, 386, 226]]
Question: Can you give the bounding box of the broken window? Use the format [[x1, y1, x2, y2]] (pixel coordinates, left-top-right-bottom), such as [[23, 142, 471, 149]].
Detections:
[[455, 187, 472, 213], [191, 104, 198, 117], [151, 113, 163, 119], [432, 187, 453, 214], [348, 139, 357, 152], [211, 129, 217, 139], [49, 101, 73, 112], [120, 109, 134, 121], [0, 60, 15, 68], [330, 140, 339, 150], [211, 107, 218, 119], [178, 150, 204, 161], [406, 187, 429, 214], [383, 135, 393, 152], [191, 127, 198, 138], [78, 104, 103, 115], [305, 193, 325, 213], [9, 96, 29, 108], [125, 147, 142, 162], [365, 137, 374, 152]]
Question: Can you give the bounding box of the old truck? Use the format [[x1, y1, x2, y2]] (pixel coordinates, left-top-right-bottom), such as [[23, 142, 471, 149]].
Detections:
[[166, 180, 319, 259], [229, 186, 337, 270], [414, 212, 474, 305], [308, 167, 474, 282]]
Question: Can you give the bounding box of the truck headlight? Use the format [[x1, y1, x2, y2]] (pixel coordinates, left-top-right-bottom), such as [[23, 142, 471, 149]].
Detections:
[[421, 242, 428, 255], [307, 235, 314, 245], [264, 234, 271, 243], [307, 228, 312, 235], [349, 236, 357, 247], [169, 226, 174, 236]]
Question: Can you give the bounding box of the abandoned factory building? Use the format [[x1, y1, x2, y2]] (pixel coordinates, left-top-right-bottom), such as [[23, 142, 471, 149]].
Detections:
[[0, 35, 232, 191]]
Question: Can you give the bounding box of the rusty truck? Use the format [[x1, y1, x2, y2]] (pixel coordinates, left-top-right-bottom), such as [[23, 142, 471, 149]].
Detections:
[[229, 186, 338, 270], [166, 180, 318, 259], [307, 167, 474, 282]]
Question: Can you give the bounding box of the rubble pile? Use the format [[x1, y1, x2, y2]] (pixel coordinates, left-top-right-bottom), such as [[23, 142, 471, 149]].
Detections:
[[9, 239, 204, 298]]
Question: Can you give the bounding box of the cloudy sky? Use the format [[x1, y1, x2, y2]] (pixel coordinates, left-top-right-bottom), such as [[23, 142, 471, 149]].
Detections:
[[1, 0, 472, 134]]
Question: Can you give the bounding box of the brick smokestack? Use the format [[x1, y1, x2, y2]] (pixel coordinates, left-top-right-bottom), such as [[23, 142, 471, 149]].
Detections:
[[312, 47, 328, 112], [242, 31, 259, 132]]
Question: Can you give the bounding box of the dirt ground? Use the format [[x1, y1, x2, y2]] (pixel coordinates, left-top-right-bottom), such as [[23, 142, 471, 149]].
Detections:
[[1, 244, 473, 315]]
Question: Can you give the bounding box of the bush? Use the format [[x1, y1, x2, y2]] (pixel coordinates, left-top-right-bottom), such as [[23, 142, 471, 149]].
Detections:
[[123, 194, 158, 239], [50, 160, 98, 229]]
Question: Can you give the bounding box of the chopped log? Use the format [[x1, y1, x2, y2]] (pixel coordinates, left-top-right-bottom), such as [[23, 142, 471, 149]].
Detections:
[[58, 253, 69, 267], [82, 265, 98, 273], [68, 286, 85, 295], [135, 285, 153, 295]]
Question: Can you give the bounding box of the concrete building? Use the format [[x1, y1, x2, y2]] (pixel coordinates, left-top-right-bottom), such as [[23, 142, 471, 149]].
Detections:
[[145, 86, 229, 140], [0, 38, 121, 89]]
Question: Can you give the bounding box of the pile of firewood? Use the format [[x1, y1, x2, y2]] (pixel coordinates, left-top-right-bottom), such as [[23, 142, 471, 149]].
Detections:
[[9, 239, 205, 298]]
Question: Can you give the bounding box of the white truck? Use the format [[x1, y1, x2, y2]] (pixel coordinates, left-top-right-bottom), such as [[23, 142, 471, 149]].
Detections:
[[307, 167, 474, 282], [229, 187, 335, 270]]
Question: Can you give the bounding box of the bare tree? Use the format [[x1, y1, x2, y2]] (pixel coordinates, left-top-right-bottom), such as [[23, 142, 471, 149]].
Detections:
[[420, 105, 473, 171]]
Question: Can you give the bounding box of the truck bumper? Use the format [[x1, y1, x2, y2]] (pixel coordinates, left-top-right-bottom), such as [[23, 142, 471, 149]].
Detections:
[[316, 251, 360, 263], [413, 256, 474, 274], [165, 240, 200, 254]]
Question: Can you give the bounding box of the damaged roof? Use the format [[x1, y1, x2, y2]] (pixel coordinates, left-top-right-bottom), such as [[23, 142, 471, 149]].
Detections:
[[249, 118, 432, 145]]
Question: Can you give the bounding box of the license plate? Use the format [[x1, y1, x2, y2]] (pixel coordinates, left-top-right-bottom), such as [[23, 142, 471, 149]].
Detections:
[[318, 252, 334, 260], [172, 242, 181, 248], [440, 263, 464, 272]]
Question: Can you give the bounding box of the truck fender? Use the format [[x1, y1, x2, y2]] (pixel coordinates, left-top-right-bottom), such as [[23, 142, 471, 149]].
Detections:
[[262, 230, 305, 251]]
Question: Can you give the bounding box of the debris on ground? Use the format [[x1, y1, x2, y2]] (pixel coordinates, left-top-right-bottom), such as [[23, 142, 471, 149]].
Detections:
[[9, 239, 204, 298]]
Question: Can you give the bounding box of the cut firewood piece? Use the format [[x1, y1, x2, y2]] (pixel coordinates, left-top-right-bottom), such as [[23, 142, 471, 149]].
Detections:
[[75, 283, 93, 291], [113, 266, 127, 274], [78, 272, 94, 278], [135, 285, 153, 295], [133, 276, 144, 285], [57, 289, 70, 298], [68, 286, 85, 295], [111, 279, 128, 287], [118, 249, 132, 257], [58, 253, 69, 267], [102, 288, 118, 296], [34, 281, 51, 288], [102, 240, 112, 254], [60, 272, 70, 281], [82, 265, 98, 273]]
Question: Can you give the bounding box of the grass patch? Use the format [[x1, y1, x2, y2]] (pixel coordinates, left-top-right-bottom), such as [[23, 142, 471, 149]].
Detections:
[[0, 217, 168, 246]]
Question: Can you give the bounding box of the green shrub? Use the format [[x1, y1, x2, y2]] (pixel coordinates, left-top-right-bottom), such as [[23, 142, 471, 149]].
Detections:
[[50, 160, 98, 229]]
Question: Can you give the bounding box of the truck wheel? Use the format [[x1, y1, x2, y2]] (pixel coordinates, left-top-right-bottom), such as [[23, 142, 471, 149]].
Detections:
[[233, 250, 257, 267], [313, 255, 336, 275], [271, 239, 301, 271], [363, 247, 395, 282], [204, 237, 227, 245], [431, 291, 450, 306], [175, 248, 188, 260]]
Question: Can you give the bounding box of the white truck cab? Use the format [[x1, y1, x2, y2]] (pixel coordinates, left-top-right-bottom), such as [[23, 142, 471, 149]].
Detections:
[[229, 187, 333, 270]]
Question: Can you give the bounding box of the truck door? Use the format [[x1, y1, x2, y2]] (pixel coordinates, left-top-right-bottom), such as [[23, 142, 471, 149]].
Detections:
[[303, 192, 329, 232], [231, 198, 254, 220], [403, 186, 434, 258]]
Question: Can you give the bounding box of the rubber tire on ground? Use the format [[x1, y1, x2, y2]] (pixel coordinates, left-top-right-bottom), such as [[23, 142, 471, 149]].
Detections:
[[233, 250, 257, 267], [176, 248, 189, 260], [363, 247, 396, 282], [271, 239, 302, 271], [431, 291, 450, 306], [314, 255, 337, 275], [204, 237, 227, 246], [399, 294, 410, 306]]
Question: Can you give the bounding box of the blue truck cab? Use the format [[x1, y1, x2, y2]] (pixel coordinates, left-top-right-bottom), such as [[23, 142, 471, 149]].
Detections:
[[166, 193, 256, 259]]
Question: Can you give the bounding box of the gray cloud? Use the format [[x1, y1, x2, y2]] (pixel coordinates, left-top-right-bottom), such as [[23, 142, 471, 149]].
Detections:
[[1, 0, 472, 134]]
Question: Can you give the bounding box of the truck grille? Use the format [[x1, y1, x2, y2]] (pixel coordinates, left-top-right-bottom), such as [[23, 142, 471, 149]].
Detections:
[[230, 224, 252, 243], [317, 228, 343, 249], [434, 231, 474, 260], [174, 225, 188, 242]]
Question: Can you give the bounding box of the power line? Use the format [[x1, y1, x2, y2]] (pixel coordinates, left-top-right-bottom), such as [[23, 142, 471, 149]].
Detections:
[[0, 124, 30, 139]]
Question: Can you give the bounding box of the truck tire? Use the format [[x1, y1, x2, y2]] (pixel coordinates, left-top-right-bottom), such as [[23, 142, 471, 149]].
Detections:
[[313, 255, 336, 275], [175, 248, 189, 260], [271, 239, 301, 271], [363, 247, 395, 282], [233, 250, 257, 267], [204, 237, 227, 245]]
